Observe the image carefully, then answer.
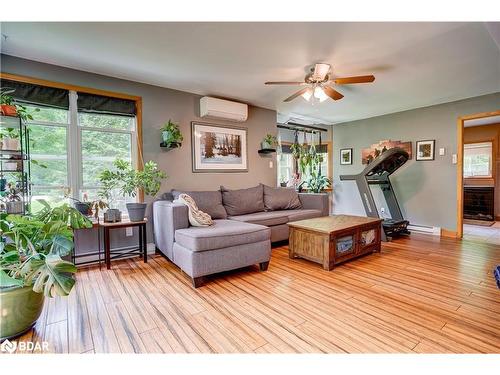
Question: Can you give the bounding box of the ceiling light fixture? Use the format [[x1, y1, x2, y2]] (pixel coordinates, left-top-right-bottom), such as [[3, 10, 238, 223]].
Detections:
[[314, 86, 328, 102], [301, 88, 313, 101]]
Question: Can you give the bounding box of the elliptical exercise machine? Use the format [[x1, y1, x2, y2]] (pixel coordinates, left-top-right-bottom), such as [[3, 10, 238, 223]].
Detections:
[[340, 147, 410, 241]]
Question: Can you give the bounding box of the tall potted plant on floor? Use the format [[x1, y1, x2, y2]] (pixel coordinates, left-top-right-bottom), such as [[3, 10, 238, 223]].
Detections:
[[99, 159, 167, 222], [0, 203, 92, 340]]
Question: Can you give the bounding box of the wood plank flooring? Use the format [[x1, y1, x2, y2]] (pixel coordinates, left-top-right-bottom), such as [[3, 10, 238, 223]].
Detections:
[[9, 234, 500, 353]]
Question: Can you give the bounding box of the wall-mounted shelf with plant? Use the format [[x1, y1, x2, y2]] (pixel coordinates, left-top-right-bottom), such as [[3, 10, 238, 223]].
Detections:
[[160, 120, 183, 150], [258, 133, 277, 154]]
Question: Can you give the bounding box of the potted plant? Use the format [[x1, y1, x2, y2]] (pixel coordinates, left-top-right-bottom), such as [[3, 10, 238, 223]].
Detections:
[[99, 159, 167, 222], [0, 88, 17, 117], [97, 169, 123, 223], [1, 183, 24, 214], [0, 127, 20, 151], [160, 120, 183, 148], [261, 133, 277, 150], [306, 173, 331, 193], [63, 190, 108, 218], [0, 203, 92, 340]]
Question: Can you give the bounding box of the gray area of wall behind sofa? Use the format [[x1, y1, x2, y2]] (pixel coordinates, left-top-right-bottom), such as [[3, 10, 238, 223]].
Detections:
[[1, 54, 278, 253], [332, 92, 500, 232]]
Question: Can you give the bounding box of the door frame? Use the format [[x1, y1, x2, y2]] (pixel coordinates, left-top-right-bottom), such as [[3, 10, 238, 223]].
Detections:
[[456, 109, 500, 238]]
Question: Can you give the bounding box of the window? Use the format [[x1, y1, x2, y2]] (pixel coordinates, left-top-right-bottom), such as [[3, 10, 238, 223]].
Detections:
[[464, 142, 493, 178], [24, 91, 138, 213], [276, 142, 331, 187]]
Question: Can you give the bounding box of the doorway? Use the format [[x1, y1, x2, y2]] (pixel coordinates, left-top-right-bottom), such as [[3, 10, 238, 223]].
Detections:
[[457, 110, 500, 244]]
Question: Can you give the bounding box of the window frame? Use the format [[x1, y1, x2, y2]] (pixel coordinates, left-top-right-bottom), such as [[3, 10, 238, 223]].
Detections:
[[463, 140, 494, 180], [276, 141, 333, 189], [3, 72, 143, 203]]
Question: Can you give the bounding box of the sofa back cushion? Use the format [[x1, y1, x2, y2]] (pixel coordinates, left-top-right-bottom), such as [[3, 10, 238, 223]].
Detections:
[[262, 184, 302, 211], [171, 189, 227, 219], [220, 185, 265, 216]]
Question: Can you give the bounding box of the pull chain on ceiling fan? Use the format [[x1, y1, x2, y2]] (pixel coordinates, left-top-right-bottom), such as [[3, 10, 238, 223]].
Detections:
[[265, 63, 375, 103]]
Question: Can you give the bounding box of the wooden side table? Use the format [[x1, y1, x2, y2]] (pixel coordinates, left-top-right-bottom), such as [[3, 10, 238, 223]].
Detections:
[[100, 219, 148, 269]]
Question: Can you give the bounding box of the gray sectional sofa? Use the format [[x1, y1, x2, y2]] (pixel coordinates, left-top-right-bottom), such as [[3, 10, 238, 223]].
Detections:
[[153, 184, 329, 287]]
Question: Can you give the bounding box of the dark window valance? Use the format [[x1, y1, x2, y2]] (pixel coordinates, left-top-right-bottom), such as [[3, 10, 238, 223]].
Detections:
[[77, 92, 136, 117], [1, 79, 69, 109], [281, 144, 328, 154]]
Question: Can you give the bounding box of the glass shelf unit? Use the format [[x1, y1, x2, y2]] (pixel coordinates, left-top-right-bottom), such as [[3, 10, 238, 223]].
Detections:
[[0, 114, 31, 215]]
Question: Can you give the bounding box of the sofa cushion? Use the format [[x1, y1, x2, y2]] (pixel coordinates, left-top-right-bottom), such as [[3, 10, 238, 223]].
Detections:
[[171, 189, 227, 219], [262, 184, 302, 211], [228, 211, 289, 226], [174, 219, 270, 252], [220, 185, 265, 216], [282, 209, 323, 222]]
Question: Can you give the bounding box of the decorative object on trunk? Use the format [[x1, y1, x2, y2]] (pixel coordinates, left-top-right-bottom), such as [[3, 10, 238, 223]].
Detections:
[[191, 122, 248, 172], [362, 139, 412, 165], [416, 140, 435, 161], [340, 148, 353, 165]]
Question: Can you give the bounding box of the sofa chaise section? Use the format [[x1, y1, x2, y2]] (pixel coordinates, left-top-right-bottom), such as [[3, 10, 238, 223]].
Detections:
[[153, 201, 271, 287]]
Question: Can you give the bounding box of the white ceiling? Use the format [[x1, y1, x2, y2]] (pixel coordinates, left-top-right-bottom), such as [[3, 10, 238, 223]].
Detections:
[[1, 22, 499, 124], [464, 114, 500, 127]]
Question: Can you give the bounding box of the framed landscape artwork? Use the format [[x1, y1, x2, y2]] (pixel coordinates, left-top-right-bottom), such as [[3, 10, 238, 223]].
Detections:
[[340, 148, 353, 165], [361, 139, 412, 164], [191, 122, 248, 172], [416, 140, 435, 161]]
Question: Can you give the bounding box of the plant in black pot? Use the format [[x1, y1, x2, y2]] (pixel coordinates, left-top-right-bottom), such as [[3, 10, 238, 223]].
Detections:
[[160, 119, 183, 148], [0, 203, 92, 340], [99, 159, 167, 222]]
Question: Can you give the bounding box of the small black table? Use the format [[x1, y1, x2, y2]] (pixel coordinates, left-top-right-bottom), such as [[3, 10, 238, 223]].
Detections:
[[100, 219, 148, 269]]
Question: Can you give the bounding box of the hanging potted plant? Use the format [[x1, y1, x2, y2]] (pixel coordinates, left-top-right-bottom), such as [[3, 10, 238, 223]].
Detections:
[[0, 203, 92, 340], [261, 133, 277, 150], [160, 120, 183, 148], [99, 159, 167, 222]]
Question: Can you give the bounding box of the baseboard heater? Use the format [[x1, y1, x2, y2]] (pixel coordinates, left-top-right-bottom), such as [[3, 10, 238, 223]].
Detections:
[[407, 224, 441, 236]]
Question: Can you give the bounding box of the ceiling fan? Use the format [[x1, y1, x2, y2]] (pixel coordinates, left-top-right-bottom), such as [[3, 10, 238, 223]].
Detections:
[[265, 63, 375, 103]]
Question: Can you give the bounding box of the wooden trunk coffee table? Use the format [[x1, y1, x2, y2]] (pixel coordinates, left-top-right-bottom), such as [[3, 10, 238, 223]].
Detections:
[[288, 215, 383, 270]]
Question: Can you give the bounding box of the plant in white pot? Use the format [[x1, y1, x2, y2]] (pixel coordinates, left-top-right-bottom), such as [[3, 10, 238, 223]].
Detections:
[[0, 127, 20, 151], [0, 202, 92, 340], [99, 159, 167, 222], [261, 133, 277, 150]]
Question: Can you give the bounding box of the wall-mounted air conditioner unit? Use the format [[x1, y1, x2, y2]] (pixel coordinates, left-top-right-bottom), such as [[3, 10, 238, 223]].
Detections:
[[200, 96, 248, 122]]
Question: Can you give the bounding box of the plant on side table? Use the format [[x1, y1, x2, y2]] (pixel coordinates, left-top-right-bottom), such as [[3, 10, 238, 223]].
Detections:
[[160, 119, 183, 148], [99, 159, 167, 222], [0, 203, 92, 340]]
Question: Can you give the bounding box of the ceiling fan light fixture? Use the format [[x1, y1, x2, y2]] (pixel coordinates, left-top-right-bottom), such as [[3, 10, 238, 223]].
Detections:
[[301, 88, 313, 101], [314, 87, 328, 102]]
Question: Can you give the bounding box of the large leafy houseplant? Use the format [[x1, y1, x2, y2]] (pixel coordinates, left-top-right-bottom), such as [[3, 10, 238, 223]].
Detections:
[[98, 159, 167, 222], [0, 202, 92, 339]]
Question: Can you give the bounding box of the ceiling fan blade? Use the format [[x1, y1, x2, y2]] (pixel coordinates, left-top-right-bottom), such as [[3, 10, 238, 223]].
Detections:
[[284, 87, 310, 102], [333, 75, 375, 84], [323, 86, 344, 101], [265, 81, 307, 85]]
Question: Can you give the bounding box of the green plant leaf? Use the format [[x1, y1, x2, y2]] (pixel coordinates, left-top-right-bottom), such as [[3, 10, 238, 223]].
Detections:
[[0, 270, 23, 288], [31, 254, 76, 297]]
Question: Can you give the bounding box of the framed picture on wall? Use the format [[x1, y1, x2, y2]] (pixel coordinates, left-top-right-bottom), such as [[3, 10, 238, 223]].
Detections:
[[191, 121, 248, 172], [340, 148, 353, 165], [416, 140, 435, 161]]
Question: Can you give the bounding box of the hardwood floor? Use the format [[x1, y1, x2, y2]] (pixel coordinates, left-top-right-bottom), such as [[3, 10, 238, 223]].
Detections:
[[10, 234, 500, 353]]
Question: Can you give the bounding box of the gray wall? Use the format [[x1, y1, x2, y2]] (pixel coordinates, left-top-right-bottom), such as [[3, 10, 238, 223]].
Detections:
[[332, 92, 500, 231], [1, 54, 277, 254]]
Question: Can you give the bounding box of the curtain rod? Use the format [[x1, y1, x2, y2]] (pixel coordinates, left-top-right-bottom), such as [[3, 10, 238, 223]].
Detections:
[[277, 122, 329, 133]]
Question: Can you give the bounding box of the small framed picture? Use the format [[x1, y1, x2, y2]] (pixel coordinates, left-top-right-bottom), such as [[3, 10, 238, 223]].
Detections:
[[340, 148, 353, 165], [416, 140, 435, 161]]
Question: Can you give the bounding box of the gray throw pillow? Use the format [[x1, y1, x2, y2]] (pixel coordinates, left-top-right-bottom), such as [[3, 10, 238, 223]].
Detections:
[[220, 185, 265, 216], [262, 184, 302, 211], [171, 189, 227, 219]]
